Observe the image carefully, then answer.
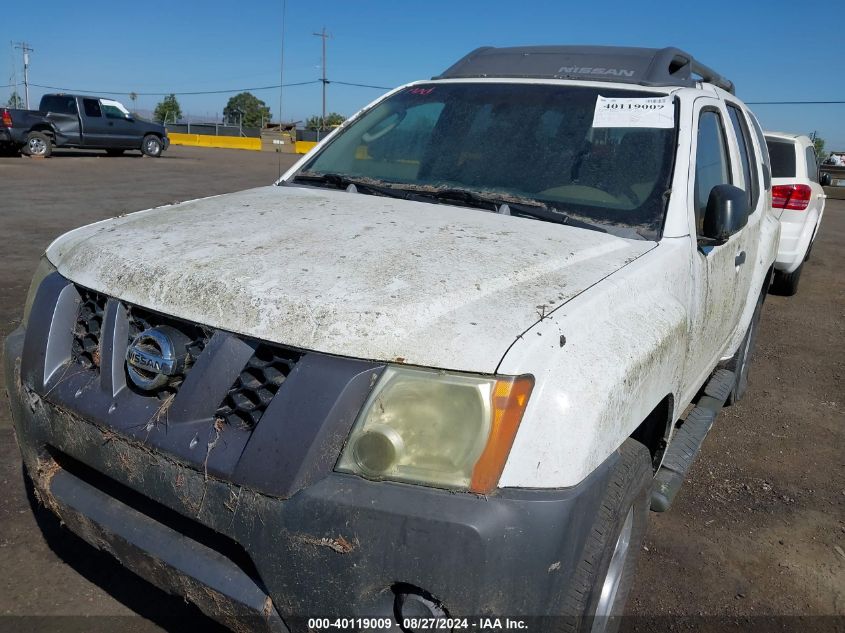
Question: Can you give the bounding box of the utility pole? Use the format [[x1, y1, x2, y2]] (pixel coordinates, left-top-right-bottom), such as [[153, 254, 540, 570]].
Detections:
[[312, 27, 330, 134], [9, 42, 17, 93], [14, 42, 33, 109]]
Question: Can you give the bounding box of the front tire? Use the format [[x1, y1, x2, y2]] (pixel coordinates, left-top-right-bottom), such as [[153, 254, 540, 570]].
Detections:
[[562, 439, 652, 633], [23, 131, 52, 158], [141, 134, 162, 157]]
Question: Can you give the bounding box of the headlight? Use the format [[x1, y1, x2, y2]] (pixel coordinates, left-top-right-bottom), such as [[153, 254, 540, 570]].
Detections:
[[23, 256, 57, 326], [336, 366, 533, 493]]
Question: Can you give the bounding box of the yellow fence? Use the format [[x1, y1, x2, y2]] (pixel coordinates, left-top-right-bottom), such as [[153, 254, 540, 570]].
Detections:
[[169, 132, 320, 154], [295, 140, 318, 154], [168, 132, 262, 151]]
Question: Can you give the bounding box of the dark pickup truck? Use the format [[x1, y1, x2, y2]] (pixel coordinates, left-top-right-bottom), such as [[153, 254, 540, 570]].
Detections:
[[0, 93, 169, 158]]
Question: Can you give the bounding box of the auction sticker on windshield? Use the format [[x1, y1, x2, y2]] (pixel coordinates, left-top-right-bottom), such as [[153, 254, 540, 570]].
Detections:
[[592, 95, 674, 128]]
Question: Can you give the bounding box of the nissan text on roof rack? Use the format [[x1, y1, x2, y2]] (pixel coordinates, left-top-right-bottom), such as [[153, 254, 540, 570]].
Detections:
[[4, 46, 779, 632]]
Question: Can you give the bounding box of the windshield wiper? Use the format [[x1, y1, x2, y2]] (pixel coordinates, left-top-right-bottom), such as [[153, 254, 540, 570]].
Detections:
[[407, 187, 607, 233], [292, 176, 607, 234], [291, 172, 409, 200], [501, 202, 607, 233]]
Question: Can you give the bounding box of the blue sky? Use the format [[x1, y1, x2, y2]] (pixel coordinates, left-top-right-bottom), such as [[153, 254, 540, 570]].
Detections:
[[2, 0, 844, 148]]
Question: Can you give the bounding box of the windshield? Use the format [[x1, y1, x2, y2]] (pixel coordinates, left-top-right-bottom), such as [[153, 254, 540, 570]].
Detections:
[[295, 83, 678, 239]]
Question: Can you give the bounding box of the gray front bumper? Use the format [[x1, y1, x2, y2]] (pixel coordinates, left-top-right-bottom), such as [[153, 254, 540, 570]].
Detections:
[[4, 281, 617, 629]]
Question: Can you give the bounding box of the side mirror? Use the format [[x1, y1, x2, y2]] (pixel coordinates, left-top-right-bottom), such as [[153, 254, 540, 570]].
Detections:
[[820, 171, 832, 187], [125, 114, 135, 122], [700, 184, 749, 246]]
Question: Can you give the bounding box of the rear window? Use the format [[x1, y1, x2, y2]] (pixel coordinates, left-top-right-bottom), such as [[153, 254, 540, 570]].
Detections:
[[39, 95, 77, 115], [766, 138, 796, 178]]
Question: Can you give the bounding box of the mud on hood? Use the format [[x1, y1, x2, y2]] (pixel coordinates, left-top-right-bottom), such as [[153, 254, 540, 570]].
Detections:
[[46, 185, 654, 373]]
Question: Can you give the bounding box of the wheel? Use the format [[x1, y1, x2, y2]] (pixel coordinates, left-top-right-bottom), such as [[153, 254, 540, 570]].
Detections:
[[770, 264, 803, 297], [141, 134, 162, 157], [105, 148, 125, 156], [23, 131, 52, 158], [562, 439, 651, 633], [725, 285, 765, 404]]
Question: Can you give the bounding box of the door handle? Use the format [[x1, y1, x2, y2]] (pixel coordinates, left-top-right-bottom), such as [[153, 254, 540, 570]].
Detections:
[[735, 251, 746, 266]]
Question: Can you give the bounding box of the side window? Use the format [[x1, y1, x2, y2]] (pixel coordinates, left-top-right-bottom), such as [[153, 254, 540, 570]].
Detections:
[[805, 146, 818, 183], [727, 104, 759, 211], [748, 112, 771, 190], [83, 99, 102, 118], [102, 104, 124, 119], [694, 109, 732, 232]]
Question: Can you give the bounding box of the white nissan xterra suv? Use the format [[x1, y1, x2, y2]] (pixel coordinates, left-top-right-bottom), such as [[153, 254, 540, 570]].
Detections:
[[5, 46, 779, 632]]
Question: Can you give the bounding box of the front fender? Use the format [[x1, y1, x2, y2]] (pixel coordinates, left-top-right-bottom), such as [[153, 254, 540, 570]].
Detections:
[[497, 241, 691, 488]]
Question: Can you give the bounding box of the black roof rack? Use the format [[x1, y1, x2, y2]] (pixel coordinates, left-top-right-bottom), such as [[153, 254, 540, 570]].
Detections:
[[434, 46, 734, 94]]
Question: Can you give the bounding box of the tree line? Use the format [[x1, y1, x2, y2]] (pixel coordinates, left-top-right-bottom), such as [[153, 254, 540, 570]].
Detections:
[[152, 92, 344, 130]]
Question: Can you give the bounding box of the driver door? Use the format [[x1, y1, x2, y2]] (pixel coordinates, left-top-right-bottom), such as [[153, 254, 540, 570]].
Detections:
[[100, 101, 138, 148], [685, 98, 747, 383]]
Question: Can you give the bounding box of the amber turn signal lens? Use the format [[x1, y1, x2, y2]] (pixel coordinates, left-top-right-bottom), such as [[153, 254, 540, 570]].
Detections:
[[470, 375, 534, 494]]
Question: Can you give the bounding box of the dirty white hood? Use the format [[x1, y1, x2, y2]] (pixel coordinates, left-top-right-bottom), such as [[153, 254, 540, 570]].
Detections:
[[47, 185, 654, 372]]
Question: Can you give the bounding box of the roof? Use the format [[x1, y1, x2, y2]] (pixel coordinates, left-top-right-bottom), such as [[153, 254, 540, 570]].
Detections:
[[435, 46, 734, 94], [45, 93, 106, 102], [764, 131, 812, 144]]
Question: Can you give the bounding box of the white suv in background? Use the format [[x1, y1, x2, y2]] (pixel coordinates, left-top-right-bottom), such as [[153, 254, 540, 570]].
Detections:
[[765, 132, 826, 295]]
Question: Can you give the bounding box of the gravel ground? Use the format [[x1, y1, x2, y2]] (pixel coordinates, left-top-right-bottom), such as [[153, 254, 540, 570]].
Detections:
[[0, 146, 842, 632]]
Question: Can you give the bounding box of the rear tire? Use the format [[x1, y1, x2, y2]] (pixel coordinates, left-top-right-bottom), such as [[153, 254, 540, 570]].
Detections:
[[141, 134, 162, 157], [561, 439, 651, 633], [23, 131, 52, 158], [770, 264, 803, 297]]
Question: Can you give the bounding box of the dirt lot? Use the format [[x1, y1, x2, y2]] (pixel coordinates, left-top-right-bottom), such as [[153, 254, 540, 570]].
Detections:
[[0, 146, 842, 631]]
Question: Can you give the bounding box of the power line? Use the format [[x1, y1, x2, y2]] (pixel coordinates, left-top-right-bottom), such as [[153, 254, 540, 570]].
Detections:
[[27, 80, 320, 96], [18, 77, 841, 105], [751, 99, 845, 104], [331, 80, 392, 90], [21, 78, 391, 98]]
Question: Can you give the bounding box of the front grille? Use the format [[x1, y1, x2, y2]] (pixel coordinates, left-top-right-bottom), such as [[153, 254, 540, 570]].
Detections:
[[69, 286, 301, 422], [72, 289, 107, 371], [215, 344, 301, 429], [126, 304, 211, 400]]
